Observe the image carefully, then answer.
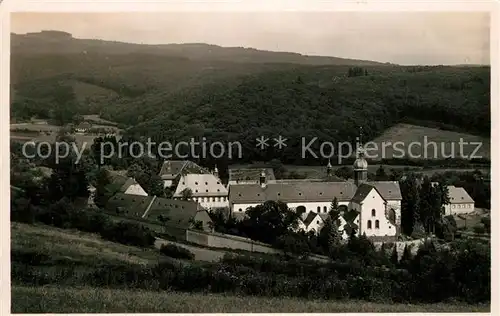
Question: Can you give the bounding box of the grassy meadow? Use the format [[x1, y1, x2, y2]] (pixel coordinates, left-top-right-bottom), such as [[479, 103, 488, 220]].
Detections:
[[11, 222, 161, 266], [369, 123, 490, 160], [11, 286, 490, 313]]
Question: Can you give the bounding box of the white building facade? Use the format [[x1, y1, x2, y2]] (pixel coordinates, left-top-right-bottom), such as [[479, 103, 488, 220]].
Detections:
[[173, 172, 229, 210], [443, 185, 475, 215], [228, 149, 402, 240]]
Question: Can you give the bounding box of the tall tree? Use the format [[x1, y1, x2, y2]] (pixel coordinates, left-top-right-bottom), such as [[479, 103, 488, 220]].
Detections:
[[375, 165, 388, 181], [93, 168, 113, 208], [318, 216, 341, 254], [400, 173, 420, 236]]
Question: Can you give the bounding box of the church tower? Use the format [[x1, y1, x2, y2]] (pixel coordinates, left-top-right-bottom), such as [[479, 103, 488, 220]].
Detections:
[[353, 127, 368, 186], [326, 159, 332, 177]]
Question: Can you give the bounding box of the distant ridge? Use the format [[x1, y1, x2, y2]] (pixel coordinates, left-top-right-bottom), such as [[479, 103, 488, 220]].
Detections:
[[11, 30, 390, 66]]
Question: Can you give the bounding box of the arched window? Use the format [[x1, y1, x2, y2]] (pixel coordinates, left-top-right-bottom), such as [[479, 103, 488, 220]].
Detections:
[[323, 206, 327, 213], [296, 205, 306, 215], [317, 206, 321, 213], [388, 208, 396, 223], [372, 209, 376, 217], [375, 220, 380, 229], [338, 205, 348, 214], [367, 220, 372, 229]]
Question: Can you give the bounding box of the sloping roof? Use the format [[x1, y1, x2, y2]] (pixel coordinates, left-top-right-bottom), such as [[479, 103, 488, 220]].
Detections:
[[105, 193, 154, 217], [143, 197, 201, 229], [159, 160, 208, 180], [229, 179, 401, 204], [351, 183, 377, 204], [108, 174, 141, 193], [173, 174, 227, 197], [106, 193, 203, 230], [303, 211, 321, 226], [342, 209, 360, 223], [366, 181, 402, 200], [448, 185, 474, 204], [229, 181, 358, 204], [159, 160, 189, 179], [318, 213, 330, 221]]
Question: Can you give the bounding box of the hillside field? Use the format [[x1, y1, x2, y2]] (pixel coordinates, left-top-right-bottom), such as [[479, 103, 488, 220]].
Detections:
[[369, 124, 490, 160], [12, 286, 489, 313], [232, 163, 489, 180], [11, 222, 161, 266]]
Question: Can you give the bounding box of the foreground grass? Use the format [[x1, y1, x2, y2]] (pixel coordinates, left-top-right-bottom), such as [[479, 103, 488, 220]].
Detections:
[[12, 286, 490, 313]]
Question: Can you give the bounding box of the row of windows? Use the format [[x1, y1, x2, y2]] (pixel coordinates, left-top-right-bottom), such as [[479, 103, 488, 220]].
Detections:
[[194, 189, 222, 193], [193, 196, 227, 203], [367, 220, 380, 229], [317, 206, 328, 213], [452, 204, 473, 209], [182, 181, 221, 185]]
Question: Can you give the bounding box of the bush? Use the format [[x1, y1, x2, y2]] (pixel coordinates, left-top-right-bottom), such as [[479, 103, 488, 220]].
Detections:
[[99, 221, 156, 247], [473, 224, 486, 234], [159, 244, 195, 260]]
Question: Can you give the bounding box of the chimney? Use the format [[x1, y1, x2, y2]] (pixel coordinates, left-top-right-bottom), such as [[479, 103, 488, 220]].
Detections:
[[260, 169, 267, 188]]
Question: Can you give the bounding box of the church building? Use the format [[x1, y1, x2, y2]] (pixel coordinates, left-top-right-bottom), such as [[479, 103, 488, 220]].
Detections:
[[228, 146, 402, 240]]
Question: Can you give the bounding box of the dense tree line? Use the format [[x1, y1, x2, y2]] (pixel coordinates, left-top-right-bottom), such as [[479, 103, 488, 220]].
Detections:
[[107, 65, 490, 166]]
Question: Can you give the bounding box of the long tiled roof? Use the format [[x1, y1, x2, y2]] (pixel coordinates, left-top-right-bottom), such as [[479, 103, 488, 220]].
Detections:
[[229, 179, 401, 204], [229, 181, 358, 203], [106, 193, 202, 230]]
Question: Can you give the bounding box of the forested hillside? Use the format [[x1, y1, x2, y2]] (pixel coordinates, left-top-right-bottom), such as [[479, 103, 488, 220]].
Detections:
[[11, 31, 384, 124], [10, 31, 490, 166], [123, 65, 490, 164]]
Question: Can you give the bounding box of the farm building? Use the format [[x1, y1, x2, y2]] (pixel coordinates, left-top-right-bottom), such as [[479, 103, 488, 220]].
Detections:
[[108, 174, 148, 196], [444, 185, 475, 215], [158, 160, 209, 188], [105, 193, 213, 239], [173, 170, 229, 210]]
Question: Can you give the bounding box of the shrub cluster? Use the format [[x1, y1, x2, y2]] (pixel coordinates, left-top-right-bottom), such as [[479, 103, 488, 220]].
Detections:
[[159, 244, 195, 260], [12, 238, 489, 304]]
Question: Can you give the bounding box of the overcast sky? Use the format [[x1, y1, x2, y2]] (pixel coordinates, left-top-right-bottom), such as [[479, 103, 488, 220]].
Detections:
[[11, 12, 490, 65]]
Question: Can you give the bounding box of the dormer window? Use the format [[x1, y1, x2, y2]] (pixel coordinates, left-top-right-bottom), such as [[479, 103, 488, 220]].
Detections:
[[205, 182, 208, 185], [319, 192, 323, 195], [299, 193, 302, 196]]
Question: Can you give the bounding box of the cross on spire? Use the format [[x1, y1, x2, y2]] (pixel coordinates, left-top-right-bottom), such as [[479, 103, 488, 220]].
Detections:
[[357, 126, 365, 158], [359, 126, 363, 148]]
